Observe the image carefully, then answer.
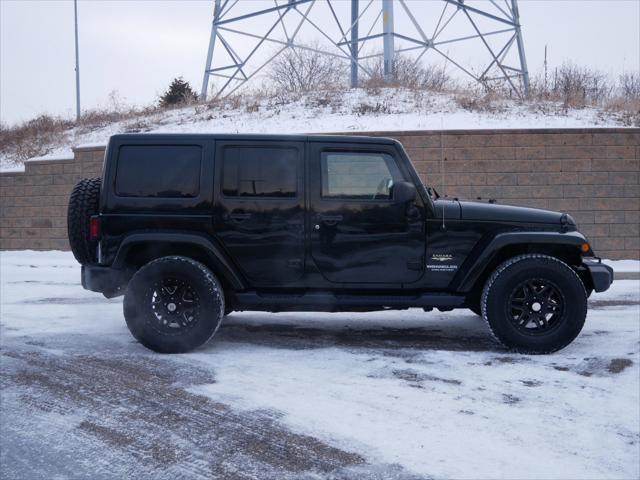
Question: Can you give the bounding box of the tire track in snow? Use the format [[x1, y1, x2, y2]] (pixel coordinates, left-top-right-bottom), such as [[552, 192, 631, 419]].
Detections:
[[2, 345, 406, 480]]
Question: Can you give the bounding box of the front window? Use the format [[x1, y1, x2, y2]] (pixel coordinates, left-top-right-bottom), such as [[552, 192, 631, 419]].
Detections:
[[321, 152, 403, 200]]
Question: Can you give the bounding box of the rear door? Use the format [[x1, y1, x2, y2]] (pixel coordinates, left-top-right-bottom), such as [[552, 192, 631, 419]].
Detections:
[[213, 140, 305, 286], [308, 141, 426, 284]]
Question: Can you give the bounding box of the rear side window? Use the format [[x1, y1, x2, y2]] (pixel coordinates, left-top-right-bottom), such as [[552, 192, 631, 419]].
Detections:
[[222, 146, 297, 198], [115, 145, 201, 197], [321, 151, 403, 200]]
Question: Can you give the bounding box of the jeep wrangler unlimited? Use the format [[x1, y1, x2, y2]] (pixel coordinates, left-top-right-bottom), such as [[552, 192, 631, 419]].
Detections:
[[68, 134, 613, 354]]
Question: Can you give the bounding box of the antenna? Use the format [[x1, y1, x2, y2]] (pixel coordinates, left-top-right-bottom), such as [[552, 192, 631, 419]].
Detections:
[[440, 116, 445, 230]]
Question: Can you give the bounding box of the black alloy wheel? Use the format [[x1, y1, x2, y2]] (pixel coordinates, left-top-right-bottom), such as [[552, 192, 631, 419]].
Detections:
[[149, 277, 201, 333], [124, 256, 224, 353], [508, 278, 565, 335]]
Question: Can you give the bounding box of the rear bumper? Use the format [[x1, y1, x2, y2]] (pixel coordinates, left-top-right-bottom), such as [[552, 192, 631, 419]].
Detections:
[[583, 260, 614, 293], [81, 265, 130, 297]]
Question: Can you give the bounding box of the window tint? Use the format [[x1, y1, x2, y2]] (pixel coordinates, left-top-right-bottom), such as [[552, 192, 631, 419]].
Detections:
[[321, 152, 402, 199], [115, 145, 201, 197], [223, 146, 297, 198]]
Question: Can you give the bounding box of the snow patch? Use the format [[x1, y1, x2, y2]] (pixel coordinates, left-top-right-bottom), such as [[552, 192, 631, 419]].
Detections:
[[604, 259, 640, 273], [1, 250, 638, 479], [2, 88, 635, 172]]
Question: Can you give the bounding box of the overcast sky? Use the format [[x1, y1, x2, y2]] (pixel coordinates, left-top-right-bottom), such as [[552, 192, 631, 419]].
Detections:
[[1, 0, 639, 125]]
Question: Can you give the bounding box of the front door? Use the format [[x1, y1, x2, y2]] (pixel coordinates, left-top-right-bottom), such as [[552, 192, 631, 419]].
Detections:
[[214, 140, 305, 286], [308, 142, 426, 284]]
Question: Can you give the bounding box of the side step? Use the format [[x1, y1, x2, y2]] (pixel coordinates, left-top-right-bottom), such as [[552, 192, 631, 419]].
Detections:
[[233, 291, 465, 312]]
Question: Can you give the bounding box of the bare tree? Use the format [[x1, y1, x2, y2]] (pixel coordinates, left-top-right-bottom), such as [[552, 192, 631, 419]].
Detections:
[[550, 63, 611, 107], [619, 72, 640, 100], [363, 54, 452, 91], [267, 46, 347, 93]]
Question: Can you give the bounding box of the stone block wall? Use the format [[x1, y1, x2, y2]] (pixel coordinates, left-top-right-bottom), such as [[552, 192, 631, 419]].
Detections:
[[0, 146, 104, 250], [1, 129, 638, 258]]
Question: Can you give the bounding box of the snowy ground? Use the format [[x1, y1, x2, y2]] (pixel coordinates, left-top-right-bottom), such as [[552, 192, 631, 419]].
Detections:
[[1, 251, 639, 479], [3, 88, 634, 172]]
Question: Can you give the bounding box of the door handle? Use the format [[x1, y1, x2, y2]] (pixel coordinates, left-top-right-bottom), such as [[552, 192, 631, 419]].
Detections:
[[318, 214, 343, 224]]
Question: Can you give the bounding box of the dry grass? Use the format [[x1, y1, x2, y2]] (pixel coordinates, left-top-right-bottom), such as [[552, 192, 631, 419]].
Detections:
[[361, 55, 454, 93], [0, 115, 73, 164], [2, 62, 638, 170], [0, 104, 165, 166]]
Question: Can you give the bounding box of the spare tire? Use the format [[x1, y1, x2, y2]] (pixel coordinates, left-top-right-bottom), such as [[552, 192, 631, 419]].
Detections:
[[67, 177, 101, 265]]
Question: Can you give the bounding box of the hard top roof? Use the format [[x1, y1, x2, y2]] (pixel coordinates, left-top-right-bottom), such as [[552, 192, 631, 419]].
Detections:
[[109, 133, 397, 145]]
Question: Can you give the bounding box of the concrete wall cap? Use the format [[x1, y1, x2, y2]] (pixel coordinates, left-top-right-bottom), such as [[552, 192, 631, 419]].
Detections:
[[73, 144, 108, 152]]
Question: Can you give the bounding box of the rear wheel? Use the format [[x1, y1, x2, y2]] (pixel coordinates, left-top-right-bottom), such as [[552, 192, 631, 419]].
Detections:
[[481, 254, 587, 354], [123, 256, 224, 353]]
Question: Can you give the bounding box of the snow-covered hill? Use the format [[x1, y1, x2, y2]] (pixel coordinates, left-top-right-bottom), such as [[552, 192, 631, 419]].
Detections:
[[1, 88, 635, 172]]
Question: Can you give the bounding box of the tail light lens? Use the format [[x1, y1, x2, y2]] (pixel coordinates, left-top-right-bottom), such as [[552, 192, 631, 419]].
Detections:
[[89, 216, 100, 240]]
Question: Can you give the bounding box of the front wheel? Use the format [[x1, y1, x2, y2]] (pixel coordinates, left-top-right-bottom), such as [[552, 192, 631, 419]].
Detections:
[[123, 256, 224, 353], [481, 254, 587, 354]]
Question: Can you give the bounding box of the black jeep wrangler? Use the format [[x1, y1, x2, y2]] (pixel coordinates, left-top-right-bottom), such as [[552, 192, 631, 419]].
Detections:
[[68, 134, 613, 354]]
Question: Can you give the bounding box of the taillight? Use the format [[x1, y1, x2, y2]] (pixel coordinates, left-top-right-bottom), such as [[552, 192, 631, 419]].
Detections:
[[89, 216, 100, 240]]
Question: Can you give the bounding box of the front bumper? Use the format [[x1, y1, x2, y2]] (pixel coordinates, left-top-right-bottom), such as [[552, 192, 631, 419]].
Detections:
[[81, 265, 131, 297], [583, 259, 614, 293]]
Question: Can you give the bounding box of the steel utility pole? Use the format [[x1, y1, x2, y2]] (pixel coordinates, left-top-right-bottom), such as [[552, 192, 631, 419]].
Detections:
[[511, 0, 530, 96], [73, 0, 81, 121], [350, 0, 359, 88], [201, 0, 222, 100], [382, 0, 394, 81], [200, 0, 530, 98]]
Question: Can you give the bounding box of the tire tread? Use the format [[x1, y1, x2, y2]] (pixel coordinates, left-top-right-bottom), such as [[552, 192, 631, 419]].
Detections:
[[124, 256, 225, 353], [67, 177, 101, 265], [480, 254, 587, 354]]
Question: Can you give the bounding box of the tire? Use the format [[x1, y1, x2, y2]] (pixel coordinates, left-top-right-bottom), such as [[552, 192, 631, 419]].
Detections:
[[123, 256, 225, 353], [67, 177, 101, 265], [481, 254, 587, 354]]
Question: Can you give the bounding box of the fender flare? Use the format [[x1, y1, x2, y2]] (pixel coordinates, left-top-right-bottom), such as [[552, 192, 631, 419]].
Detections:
[[452, 231, 587, 292], [112, 232, 245, 290]]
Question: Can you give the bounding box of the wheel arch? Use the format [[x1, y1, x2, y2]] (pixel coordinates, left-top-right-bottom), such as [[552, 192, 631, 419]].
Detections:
[[113, 233, 245, 291], [455, 231, 588, 296]]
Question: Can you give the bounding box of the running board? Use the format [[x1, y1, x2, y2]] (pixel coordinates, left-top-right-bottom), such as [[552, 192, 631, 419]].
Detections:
[[233, 291, 466, 312]]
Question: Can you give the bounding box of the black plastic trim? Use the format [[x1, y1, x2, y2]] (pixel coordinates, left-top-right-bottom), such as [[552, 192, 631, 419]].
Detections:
[[583, 260, 614, 293], [112, 232, 245, 289], [82, 264, 130, 296], [233, 291, 465, 312], [453, 231, 588, 292]]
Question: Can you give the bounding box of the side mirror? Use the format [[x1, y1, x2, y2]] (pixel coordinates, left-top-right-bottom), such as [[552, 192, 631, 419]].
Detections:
[[392, 181, 416, 204]]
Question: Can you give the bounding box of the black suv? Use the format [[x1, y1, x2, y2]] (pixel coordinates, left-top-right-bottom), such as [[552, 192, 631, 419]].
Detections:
[[68, 134, 613, 354]]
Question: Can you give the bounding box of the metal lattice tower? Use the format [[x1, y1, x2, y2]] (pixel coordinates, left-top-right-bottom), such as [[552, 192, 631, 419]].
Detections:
[[201, 0, 530, 100]]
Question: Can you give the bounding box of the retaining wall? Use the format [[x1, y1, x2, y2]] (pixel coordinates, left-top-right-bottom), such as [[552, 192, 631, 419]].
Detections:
[[1, 129, 638, 258]]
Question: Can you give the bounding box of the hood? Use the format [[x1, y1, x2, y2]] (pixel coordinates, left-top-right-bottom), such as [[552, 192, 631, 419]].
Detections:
[[457, 200, 572, 225]]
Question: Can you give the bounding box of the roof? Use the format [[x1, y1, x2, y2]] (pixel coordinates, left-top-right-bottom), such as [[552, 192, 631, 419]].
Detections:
[[109, 133, 398, 145]]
